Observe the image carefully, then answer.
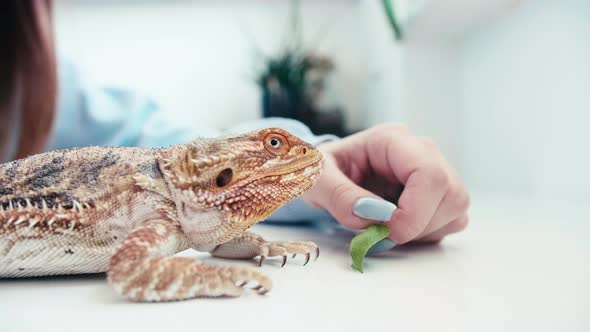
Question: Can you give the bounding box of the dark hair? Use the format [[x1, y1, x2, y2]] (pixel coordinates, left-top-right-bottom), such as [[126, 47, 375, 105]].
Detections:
[[0, 0, 57, 160]]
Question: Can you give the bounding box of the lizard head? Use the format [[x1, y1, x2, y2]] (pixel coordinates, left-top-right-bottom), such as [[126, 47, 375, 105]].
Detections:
[[160, 128, 324, 245]]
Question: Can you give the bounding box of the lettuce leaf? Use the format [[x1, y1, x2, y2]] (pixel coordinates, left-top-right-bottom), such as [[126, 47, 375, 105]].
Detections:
[[350, 225, 391, 273]]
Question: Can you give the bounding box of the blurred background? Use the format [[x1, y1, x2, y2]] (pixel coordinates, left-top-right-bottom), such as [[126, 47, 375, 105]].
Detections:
[[54, 0, 590, 200]]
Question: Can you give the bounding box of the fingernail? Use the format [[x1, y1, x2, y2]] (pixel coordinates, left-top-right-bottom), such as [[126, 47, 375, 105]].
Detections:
[[367, 239, 396, 255], [352, 197, 397, 222]]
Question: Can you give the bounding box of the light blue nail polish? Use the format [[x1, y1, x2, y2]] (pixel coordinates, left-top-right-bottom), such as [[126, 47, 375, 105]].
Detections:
[[352, 197, 397, 222], [366, 239, 396, 255]]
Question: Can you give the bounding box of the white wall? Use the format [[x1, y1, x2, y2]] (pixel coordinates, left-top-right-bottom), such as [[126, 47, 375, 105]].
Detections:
[[54, 0, 367, 130], [360, 0, 590, 197], [358, 0, 405, 127], [401, 40, 464, 174], [461, 0, 590, 196]]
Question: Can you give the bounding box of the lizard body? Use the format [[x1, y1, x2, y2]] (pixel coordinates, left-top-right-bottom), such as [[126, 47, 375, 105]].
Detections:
[[0, 128, 323, 301]]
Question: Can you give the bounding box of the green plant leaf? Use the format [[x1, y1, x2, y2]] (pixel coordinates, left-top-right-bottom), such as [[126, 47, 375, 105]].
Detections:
[[382, 0, 403, 41], [350, 225, 391, 273]]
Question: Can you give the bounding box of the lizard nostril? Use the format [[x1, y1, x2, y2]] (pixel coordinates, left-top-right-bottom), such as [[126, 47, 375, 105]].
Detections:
[[302, 147, 307, 155]]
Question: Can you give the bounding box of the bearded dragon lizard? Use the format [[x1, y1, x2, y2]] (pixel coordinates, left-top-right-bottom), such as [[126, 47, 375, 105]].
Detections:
[[0, 128, 323, 301]]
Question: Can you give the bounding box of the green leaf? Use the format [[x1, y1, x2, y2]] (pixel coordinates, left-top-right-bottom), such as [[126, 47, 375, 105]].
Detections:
[[350, 225, 391, 273], [382, 0, 403, 41]]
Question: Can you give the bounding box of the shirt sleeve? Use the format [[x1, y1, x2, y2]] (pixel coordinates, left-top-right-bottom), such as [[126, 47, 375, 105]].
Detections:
[[49, 57, 338, 224], [47, 58, 217, 151]]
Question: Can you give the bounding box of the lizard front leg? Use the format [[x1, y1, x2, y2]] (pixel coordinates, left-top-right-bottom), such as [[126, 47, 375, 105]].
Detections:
[[107, 220, 271, 302], [209, 231, 320, 267]]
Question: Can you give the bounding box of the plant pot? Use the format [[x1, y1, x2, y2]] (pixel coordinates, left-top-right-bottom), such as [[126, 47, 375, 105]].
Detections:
[[261, 86, 307, 120]]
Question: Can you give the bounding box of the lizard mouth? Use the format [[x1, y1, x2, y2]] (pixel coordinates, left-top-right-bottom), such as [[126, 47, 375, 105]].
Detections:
[[261, 154, 324, 179], [229, 154, 323, 190]]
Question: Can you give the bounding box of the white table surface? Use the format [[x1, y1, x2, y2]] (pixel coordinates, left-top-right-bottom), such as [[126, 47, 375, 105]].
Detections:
[[1, 195, 589, 332]]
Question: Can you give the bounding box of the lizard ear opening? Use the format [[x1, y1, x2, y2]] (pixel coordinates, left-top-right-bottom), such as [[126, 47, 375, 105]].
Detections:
[[215, 168, 233, 188]]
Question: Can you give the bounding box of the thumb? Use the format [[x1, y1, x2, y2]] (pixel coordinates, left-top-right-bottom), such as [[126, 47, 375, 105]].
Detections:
[[303, 167, 396, 230]]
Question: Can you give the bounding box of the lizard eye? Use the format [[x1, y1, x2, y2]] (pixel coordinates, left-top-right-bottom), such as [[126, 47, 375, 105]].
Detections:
[[269, 138, 281, 149], [263, 134, 289, 155]]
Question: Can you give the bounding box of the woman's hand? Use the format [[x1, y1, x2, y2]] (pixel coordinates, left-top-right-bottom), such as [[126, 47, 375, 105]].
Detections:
[[303, 123, 470, 245]]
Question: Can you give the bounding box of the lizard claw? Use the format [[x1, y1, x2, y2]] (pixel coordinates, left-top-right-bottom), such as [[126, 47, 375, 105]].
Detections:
[[226, 266, 272, 296], [302, 247, 319, 266], [303, 252, 311, 266], [255, 241, 319, 267], [235, 280, 267, 295], [252, 284, 270, 295], [257, 254, 287, 267]]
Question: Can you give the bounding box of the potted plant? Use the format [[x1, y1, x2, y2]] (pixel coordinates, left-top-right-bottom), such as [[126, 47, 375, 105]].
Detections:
[[255, 0, 402, 136]]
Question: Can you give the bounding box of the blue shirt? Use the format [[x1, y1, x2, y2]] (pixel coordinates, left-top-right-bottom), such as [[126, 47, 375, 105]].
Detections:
[[40, 59, 336, 224]]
